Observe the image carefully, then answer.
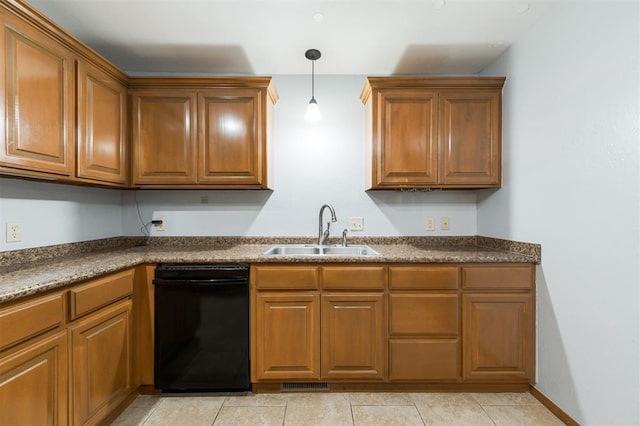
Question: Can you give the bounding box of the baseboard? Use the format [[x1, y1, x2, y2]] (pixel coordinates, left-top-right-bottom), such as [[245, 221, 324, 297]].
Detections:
[[96, 388, 140, 426], [530, 386, 580, 426], [252, 382, 531, 393]]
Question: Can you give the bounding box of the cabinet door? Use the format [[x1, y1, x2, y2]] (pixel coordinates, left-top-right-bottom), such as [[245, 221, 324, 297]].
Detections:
[[372, 90, 438, 188], [253, 293, 320, 381], [321, 293, 385, 380], [198, 89, 265, 186], [462, 293, 534, 381], [77, 61, 127, 185], [0, 331, 68, 426], [439, 91, 501, 186], [0, 13, 75, 176], [131, 90, 197, 184], [70, 299, 133, 425]]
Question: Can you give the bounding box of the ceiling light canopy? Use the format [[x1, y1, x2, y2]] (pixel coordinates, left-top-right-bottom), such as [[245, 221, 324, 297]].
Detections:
[[304, 49, 322, 123]]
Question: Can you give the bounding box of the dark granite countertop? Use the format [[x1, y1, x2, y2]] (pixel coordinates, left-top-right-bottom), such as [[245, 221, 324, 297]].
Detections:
[[0, 236, 540, 304]]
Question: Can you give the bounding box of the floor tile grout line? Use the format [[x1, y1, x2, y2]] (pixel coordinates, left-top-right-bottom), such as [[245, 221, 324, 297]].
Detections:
[[414, 401, 428, 426], [139, 397, 162, 426], [479, 402, 499, 426], [209, 396, 226, 426]]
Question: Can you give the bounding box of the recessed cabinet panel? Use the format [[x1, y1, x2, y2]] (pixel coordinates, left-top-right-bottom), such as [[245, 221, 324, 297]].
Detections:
[[198, 90, 262, 185], [462, 293, 534, 381], [321, 293, 385, 380], [376, 90, 438, 187], [254, 293, 320, 380], [77, 61, 127, 185], [439, 91, 500, 185], [0, 16, 75, 176], [131, 91, 198, 184], [0, 331, 68, 426], [71, 299, 133, 425]]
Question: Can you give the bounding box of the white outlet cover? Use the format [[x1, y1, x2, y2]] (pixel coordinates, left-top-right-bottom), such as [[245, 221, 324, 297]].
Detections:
[[6, 222, 22, 242]]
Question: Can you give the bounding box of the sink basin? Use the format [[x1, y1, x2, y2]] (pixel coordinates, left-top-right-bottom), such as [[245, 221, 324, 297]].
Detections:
[[263, 245, 323, 256], [321, 246, 380, 256], [263, 244, 380, 257]]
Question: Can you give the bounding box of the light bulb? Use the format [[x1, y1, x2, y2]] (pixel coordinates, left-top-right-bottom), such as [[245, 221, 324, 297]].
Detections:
[[305, 98, 322, 122]]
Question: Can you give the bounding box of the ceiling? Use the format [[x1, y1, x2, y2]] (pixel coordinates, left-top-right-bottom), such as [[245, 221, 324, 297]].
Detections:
[[27, 0, 553, 75]]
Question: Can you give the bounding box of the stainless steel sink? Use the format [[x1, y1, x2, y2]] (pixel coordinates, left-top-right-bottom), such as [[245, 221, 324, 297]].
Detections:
[[263, 244, 380, 257], [263, 245, 323, 256], [321, 245, 380, 256]]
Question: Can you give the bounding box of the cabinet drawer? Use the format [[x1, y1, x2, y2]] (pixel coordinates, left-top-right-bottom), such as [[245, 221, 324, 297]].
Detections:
[[389, 339, 459, 380], [389, 294, 458, 336], [0, 292, 64, 351], [69, 269, 134, 320], [462, 266, 533, 290], [253, 265, 319, 290], [389, 266, 458, 289], [321, 266, 386, 290]]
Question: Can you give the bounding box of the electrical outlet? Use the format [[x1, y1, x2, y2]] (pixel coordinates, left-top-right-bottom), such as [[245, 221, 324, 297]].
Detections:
[[349, 217, 364, 231], [153, 219, 166, 232], [6, 222, 22, 242], [440, 217, 450, 231], [425, 217, 435, 231]]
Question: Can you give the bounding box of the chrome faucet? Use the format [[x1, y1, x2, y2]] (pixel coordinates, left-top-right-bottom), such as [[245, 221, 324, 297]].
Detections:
[[341, 229, 349, 247], [317, 204, 337, 246]]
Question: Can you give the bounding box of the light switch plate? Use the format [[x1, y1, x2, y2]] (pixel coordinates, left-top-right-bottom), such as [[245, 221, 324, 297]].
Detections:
[[425, 217, 435, 231], [349, 217, 364, 231], [440, 217, 450, 231]]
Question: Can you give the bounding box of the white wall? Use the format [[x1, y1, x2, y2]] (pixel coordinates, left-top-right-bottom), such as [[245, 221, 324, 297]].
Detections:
[[0, 178, 123, 251], [122, 75, 478, 238], [479, 2, 639, 424]]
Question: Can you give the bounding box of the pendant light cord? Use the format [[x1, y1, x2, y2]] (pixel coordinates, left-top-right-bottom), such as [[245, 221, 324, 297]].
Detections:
[[311, 59, 315, 100]]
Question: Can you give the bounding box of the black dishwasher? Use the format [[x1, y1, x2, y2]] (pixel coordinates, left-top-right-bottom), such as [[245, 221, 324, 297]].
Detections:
[[153, 264, 250, 392]]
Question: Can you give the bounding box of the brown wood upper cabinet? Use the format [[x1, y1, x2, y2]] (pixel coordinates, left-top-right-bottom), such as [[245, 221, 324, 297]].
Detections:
[[360, 77, 504, 190], [0, 10, 75, 178], [130, 77, 278, 188], [76, 60, 128, 186]]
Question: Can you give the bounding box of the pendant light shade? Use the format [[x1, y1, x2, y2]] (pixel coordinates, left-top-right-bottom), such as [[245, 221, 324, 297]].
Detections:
[[304, 49, 322, 122]]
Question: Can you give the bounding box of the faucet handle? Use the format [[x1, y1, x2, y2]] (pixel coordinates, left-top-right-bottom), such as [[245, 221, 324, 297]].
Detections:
[[342, 229, 348, 247]]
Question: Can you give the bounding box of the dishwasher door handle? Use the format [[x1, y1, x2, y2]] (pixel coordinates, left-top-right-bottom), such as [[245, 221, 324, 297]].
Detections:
[[153, 277, 249, 286]]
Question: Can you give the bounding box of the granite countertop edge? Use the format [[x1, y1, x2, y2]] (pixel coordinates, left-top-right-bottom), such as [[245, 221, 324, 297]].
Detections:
[[0, 236, 540, 304]]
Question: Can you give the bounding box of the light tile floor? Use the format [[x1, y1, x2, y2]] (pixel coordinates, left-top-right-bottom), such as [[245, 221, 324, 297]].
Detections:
[[113, 392, 565, 425]]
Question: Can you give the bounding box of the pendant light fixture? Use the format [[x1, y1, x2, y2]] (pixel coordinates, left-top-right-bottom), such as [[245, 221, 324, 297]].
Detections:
[[304, 49, 322, 122]]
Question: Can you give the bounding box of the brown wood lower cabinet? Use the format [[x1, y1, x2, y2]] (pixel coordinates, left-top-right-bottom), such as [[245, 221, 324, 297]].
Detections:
[[70, 298, 133, 425], [387, 265, 460, 382], [253, 293, 320, 381], [462, 293, 534, 381], [252, 264, 387, 384], [252, 262, 535, 389], [321, 293, 385, 380], [0, 330, 68, 426]]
